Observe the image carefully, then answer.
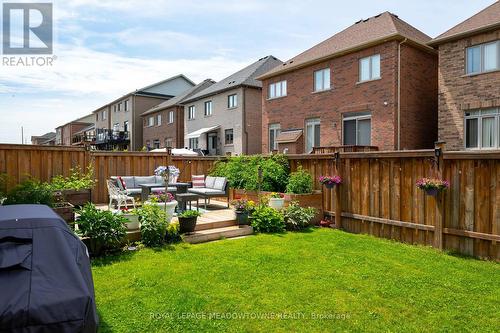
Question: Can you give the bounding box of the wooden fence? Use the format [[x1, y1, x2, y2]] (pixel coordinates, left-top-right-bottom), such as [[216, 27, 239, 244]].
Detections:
[[0, 144, 498, 259]]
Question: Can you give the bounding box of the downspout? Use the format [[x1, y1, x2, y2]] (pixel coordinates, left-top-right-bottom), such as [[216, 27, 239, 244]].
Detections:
[[242, 87, 248, 155], [397, 38, 408, 150]]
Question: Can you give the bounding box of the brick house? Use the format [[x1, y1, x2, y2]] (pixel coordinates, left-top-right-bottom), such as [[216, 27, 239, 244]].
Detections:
[[181, 56, 282, 156], [141, 79, 215, 149], [55, 114, 94, 146], [257, 12, 438, 153], [429, 2, 500, 150]]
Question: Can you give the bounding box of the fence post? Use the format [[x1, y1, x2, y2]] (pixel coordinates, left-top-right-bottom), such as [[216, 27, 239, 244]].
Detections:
[[433, 141, 446, 250], [334, 153, 342, 229]]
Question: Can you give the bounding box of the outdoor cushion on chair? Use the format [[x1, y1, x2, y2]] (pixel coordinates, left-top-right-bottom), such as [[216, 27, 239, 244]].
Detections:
[[205, 176, 216, 189], [189, 188, 225, 195], [213, 177, 227, 191], [134, 176, 156, 185], [192, 175, 205, 188]]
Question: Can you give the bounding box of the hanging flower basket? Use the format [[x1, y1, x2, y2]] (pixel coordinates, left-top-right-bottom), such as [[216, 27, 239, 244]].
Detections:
[[319, 175, 342, 189], [416, 178, 449, 196]]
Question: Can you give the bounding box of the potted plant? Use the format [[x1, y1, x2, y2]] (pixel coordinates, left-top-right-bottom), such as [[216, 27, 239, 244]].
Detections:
[[178, 210, 201, 234], [268, 192, 285, 210], [118, 207, 140, 231], [52, 191, 75, 226], [50, 166, 95, 207], [319, 175, 342, 189], [146, 192, 177, 223], [232, 199, 255, 226], [416, 178, 450, 196]]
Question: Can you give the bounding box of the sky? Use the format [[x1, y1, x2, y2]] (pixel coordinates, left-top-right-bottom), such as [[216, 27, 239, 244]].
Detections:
[[0, 0, 496, 143]]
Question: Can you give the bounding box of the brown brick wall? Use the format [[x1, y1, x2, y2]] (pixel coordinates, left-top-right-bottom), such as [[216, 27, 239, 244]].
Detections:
[[142, 105, 185, 149], [437, 29, 500, 150], [133, 95, 169, 150], [261, 40, 438, 152], [243, 87, 263, 155]]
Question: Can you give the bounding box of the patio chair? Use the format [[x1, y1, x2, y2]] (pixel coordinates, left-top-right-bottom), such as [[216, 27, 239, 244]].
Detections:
[[106, 179, 136, 210]]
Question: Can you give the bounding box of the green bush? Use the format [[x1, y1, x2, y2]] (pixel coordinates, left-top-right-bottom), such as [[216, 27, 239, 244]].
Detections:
[[285, 166, 313, 194], [166, 221, 182, 243], [76, 203, 127, 254], [251, 205, 285, 233], [178, 210, 202, 218], [50, 165, 96, 191], [283, 202, 317, 231], [4, 178, 54, 206], [211, 154, 289, 192], [137, 204, 168, 247]]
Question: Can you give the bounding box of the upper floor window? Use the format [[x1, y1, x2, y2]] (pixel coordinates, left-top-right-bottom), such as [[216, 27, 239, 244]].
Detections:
[[147, 116, 154, 127], [188, 105, 195, 120], [157, 114, 162, 126], [228, 94, 238, 108], [96, 113, 99, 121], [102, 110, 107, 120], [466, 41, 499, 74], [465, 108, 499, 149], [343, 113, 371, 146], [314, 68, 330, 92], [168, 111, 174, 124], [204, 101, 213, 116], [117, 103, 121, 111], [359, 54, 381, 82], [113, 105, 117, 112], [124, 100, 129, 111], [268, 80, 287, 99]]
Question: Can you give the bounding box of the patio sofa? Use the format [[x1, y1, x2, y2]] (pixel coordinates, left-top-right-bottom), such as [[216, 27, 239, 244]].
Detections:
[[188, 176, 229, 209], [110, 176, 176, 196]]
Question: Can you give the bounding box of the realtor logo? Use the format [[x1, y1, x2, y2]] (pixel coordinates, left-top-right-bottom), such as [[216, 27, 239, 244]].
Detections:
[[2, 3, 53, 54]]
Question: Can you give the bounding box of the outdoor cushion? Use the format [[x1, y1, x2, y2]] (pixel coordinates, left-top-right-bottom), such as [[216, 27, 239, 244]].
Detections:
[[125, 188, 141, 195], [192, 175, 205, 188], [205, 176, 216, 189], [117, 176, 127, 190], [134, 176, 156, 185], [155, 175, 164, 184], [121, 176, 136, 189], [188, 188, 225, 195], [213, 177, 227, 191]]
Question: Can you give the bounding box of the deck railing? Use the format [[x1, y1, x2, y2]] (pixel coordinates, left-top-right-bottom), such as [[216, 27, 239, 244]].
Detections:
[[311, 145, 378, 154]]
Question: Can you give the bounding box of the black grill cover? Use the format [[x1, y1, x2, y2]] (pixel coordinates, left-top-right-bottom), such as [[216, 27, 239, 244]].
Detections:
[[0, 205, 98, 332]]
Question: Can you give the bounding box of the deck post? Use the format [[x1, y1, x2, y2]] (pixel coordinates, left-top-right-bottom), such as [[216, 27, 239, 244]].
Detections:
[[433, 141, 446, 250]]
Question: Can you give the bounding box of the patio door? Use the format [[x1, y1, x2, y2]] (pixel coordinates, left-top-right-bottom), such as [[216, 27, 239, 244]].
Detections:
[[207, 132, 218, 155], [305, 118, 320, 153]]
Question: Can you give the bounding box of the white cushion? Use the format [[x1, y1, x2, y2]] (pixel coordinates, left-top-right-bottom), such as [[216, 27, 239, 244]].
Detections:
[[155, 176, 165, 184], [205, 176, 216, 189], [135, 176, 156, 186], [188, 188, 225, 195], [213, 177, 227, 191]]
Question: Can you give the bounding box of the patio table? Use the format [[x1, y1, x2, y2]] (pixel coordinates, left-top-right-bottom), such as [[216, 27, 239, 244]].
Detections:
[[139, 182, 191, 202]]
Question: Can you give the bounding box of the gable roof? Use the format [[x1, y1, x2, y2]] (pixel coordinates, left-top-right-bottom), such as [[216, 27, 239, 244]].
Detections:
[[182, 56, 283, 103], [429, 1, 500, 46], [141, 79, 216, 116], [258, 12, 433, 79]]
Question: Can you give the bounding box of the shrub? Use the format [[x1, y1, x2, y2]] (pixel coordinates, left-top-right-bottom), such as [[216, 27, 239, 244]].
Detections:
[[50, 165, 96, 191], [285, 166, 313, 194], [136, 204, 168, 247], [76, 203, 127, 254], [211, 154, 289, 192], [4, 178, 54, 206], [251, 205, 285, 233], [165, 222, 182, 243], [178, 210, 202, 218], [283, 202, 317, 231]]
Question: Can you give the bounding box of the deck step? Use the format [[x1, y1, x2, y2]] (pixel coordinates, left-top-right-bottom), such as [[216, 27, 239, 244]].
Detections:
[[194, 219, 237, 231], [184, 225, 253, 244]]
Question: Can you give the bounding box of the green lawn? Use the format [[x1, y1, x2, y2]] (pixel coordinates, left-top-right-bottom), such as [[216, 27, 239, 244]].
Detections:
[[92, 229, 499, 332]]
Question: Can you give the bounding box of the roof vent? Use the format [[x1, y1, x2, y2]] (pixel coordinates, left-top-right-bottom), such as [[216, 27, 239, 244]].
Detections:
[[289, 60, 294, 64], [355, 19, 363, 24], [374, 14, 381, 18]]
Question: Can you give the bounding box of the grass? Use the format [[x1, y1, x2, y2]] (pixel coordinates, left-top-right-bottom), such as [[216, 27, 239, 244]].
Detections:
[[92, 229, 499, 332]]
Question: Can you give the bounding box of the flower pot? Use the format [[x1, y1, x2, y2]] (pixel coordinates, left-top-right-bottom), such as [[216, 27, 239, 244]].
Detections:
[[424, 188, 439, 196], [178, 216, 197, 234], [145, 200, 178, 223], [323, 183, 335, 189], [122, 214, 140, 231], [269, 197, 285, 210], [52, 202, 75, 225], [61, 189, 92, 207], [235, 211, 249, 225]]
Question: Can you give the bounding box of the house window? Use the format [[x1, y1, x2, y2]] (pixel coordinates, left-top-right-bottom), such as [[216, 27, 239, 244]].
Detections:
[[118, 103, 121, 111], [343, 113, 371, 146], [113, 105, 117, 112], [124, 121, 128, 132], [188, 105, 195, 120], [153, 139, 160, 149], [168, 111, 174, 124], [96, 113, 98, 121], [204, 101, 213, 116], [156, 114, 162, 126], [314, 68, 330, 92], [102, 110, 107, 120], [165, 138, 173, 148], [148, 116, 154, 127], [225, 129, 234, 145], [124, 100, 129, 111], [466, 41, 499, 74], [268, 80, 287, 99], [189, 138, 199, 149], [465, 108, 499, 149], [359, 54, 381, 82], [228, 94, 238, 108], [305, 118, 321, 153], [268, 123, 281, 152]]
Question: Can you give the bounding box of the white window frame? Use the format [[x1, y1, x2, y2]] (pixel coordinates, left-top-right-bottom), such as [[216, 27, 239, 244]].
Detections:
[[102, 110, 107, 120], [168, 111, 174, 124], [228, 94, 238, 108], [305, 118, 321, 153], [153, 139, 160, 149], [204, 101, 213, 116], [147, 116, 154, 127], [157, 114, 162, 126], [359, 54, 381, 82], [464, 108, 500, 150], [117, 103, 121, 112], [342, 114, 372, 146], [189, 138, 199, 149], [188, 105, 196, 120], [466, 40, 500, 75], [268, 123, 281, 152], [225, 128, 234, 145], [313, 68, 331, 92], [268, 81, 287, 99], [124, 100, 129, 111], [165, 138, 173, 148]]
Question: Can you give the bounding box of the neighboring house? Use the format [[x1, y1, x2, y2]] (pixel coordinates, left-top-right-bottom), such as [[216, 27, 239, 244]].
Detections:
[[92, 75, 195, 151], [31, 132, 56, 145], [258, 12, 438, 153], [141, 79, 216, 150], [71, 124, 96, 147], [182, 56, 283, 156], [55, 114, 94, 146], [429, 2, 500, 150]]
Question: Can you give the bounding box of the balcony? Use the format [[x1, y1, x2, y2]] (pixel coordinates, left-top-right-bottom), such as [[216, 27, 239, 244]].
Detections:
[[72, 133, 96, 145], [95, 129, 130, 145]]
